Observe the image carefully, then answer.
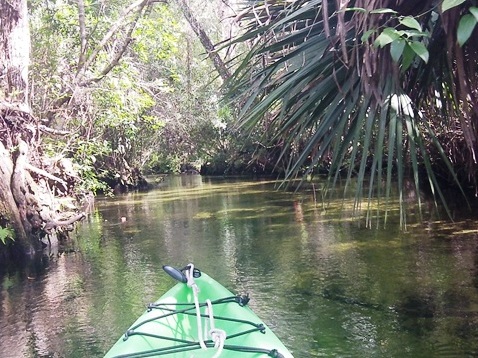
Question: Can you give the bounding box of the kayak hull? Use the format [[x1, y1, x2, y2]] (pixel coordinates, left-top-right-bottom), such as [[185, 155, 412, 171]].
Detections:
[[104, 268, 293, 357]]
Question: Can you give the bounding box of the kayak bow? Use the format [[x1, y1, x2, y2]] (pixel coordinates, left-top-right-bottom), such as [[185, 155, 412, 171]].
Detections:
[[104, 264, 294, 357]]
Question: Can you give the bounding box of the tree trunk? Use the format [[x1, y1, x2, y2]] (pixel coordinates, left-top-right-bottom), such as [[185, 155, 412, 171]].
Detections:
[[174, 0, 231, 81], [0, 141, 32, 254], [0, 0, 30, 108], [0, 0, 38, 255], [1, 0, 86, 257]]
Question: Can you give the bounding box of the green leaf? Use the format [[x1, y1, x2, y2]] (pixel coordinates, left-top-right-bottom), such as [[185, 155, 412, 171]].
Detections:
[[361, 29, 375, 42], [470, 7, 478, 22], [457, 13, 477, 46], [374, 28, 400, 47], [370, 8, 398, 14], [409, 40, 429, 63], [399, 30, 429, 38], [399, 16, 422, 31], [343, 7, 367, 13], [442, 0, 466, 13], [401, 44, 415, 71], [390, 38, 406, 62], [0, 226, 14, 245]]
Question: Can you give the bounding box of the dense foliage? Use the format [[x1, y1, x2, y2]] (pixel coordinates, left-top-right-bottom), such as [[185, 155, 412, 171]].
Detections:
[[224, 0, 478, 225], [27, 0, 249, 195]]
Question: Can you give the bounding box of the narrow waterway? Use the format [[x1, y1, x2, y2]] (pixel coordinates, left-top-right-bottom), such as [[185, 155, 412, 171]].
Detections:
[[1, 175, 478, 357]]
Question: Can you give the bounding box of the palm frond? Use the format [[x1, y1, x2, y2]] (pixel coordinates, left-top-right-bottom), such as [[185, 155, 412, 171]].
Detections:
[[224, 0, 471, 226]]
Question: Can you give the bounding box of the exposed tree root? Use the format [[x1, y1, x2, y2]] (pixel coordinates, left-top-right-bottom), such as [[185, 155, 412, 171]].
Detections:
[[1, 105, 89, 256]]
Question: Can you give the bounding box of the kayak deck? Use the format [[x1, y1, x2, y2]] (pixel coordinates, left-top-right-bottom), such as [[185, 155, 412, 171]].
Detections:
[[104, 265, 293, 357]]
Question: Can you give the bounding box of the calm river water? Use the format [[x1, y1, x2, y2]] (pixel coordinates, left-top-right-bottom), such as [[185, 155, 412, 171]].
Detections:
[[0, 175, 478, 357]]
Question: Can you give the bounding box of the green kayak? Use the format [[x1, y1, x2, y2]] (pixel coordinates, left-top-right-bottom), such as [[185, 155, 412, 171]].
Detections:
[[104, 264, 294, 357]]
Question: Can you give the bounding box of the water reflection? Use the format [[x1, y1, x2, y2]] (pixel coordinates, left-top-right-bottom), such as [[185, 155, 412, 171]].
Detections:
[[0, 176, 477, 357]]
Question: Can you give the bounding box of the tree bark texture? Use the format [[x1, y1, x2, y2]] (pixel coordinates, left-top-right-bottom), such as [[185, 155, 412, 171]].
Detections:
[[0, 141, 32, 254], [0, 0, 30, 108]]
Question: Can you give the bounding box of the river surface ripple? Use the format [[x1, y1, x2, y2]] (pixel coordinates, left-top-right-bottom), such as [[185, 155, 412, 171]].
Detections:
[[1, 175, 477, 357]]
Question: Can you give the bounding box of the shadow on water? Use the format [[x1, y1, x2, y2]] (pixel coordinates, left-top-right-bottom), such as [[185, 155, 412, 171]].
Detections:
[[1, 175, 478, 357]]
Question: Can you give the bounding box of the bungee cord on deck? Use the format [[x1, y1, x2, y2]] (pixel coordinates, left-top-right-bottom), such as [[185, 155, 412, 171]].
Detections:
[[115, 264, 285, 358]]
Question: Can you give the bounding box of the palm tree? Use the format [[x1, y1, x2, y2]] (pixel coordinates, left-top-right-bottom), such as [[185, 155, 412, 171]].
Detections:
[[224, 0, 478, 225]]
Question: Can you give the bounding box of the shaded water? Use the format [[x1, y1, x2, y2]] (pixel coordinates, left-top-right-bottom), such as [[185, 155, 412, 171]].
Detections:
[[1, 175, 478, 357]]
